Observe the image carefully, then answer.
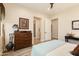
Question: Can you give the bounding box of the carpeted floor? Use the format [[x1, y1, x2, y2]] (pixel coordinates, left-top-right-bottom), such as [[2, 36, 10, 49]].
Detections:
[[3, 47, 32, 56]]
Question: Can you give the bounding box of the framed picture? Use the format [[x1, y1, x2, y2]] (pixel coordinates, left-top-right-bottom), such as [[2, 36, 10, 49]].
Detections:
[[72, 20, 79, 30], [19, 18, 29, 29]]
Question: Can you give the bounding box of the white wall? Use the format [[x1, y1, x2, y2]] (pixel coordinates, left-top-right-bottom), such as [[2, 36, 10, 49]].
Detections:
[[52, 5, 79, 40], [3, 3, 51, 45], [4, 3, 79, 45]]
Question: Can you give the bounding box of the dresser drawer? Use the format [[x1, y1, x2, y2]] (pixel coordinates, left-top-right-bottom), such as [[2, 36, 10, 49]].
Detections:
[[14, 31, 32, 50]]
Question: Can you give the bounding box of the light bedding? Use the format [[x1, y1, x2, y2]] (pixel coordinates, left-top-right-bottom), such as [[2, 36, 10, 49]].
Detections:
[[47, 43, 77, 56], [32, 40, 65, 56], [32, 40, 77, 56]]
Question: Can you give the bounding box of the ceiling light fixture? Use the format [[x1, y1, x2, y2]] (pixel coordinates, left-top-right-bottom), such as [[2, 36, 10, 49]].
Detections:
[[48, 3, 54, 11], [50, 3, 54, 9]]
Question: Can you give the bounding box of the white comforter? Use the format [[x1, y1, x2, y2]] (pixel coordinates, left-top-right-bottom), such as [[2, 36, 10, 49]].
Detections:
[[47, 43, 77, 56], [32, 40, 77, 56], [32, 40, 65, 56]]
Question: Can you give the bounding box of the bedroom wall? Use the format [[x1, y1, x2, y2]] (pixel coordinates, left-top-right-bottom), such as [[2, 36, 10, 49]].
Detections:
[[52, 5, 79, 40], [3, 3, 79, 44], [3, 3, 51, 45]]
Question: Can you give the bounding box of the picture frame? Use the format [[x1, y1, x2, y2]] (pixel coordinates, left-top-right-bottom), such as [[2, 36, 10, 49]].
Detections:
[[19, 18, 29, 29], [72, 20, 79, 30]]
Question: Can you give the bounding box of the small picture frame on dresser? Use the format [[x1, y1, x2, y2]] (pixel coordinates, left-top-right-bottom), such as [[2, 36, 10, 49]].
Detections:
[[19, 18, 29, 29]]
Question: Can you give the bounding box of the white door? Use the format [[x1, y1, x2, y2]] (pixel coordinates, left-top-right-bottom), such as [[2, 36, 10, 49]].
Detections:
[[44, 19, 51, 41], [33, 17, 41, 44], [51, 19, 58, 39]]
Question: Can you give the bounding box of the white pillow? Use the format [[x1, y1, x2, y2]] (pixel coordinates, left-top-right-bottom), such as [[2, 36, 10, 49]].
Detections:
[[74, 34, 79, 38]]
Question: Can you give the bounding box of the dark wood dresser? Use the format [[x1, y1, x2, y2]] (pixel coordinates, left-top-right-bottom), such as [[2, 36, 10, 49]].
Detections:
[[14, 31, 32, 50]]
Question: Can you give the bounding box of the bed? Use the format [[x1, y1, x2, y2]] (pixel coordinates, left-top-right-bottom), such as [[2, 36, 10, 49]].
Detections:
[[32, 40, 77, 56]]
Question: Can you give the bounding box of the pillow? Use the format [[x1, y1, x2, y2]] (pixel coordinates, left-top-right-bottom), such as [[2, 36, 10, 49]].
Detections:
[[71, 45, 79, 56], [73, 34, 79, 38]]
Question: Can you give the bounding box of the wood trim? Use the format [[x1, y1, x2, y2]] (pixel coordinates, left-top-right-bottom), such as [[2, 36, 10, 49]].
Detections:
[[33, 17, 41, 44], [34, 16, 41, 20]]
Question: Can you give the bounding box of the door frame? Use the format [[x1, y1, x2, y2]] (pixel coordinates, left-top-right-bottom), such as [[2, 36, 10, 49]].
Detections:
[[33, 16, 41, 44], [51, 18, 58, 40]]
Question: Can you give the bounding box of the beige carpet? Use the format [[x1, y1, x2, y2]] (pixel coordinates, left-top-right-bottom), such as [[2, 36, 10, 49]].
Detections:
[[3, 47, 32, 56]]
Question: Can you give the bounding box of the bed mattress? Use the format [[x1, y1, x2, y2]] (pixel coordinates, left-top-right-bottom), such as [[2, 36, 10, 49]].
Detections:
[[32, 40, 65, 56], [47, 43, 77, 56]]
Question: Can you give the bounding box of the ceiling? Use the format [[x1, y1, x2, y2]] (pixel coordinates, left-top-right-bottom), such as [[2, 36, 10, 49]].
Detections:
[[17, 3, 79, 16]]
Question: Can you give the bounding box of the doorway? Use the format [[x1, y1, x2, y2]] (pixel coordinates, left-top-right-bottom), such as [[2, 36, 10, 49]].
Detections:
[[33, 17, 41, 44], [51, 18, 58, 40]]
